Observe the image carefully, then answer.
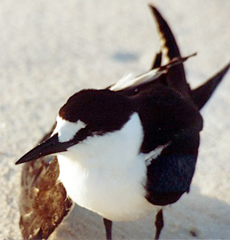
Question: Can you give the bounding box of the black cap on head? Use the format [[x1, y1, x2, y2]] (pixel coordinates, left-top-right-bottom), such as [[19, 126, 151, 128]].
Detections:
[[59, 89, 134, 133]]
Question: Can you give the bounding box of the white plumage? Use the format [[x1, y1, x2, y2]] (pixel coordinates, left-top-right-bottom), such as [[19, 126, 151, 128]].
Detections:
[[57, 113, 160, 221]]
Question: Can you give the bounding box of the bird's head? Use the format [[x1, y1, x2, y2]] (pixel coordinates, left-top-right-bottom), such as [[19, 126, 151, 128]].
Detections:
[[16, 89, 135, 165]]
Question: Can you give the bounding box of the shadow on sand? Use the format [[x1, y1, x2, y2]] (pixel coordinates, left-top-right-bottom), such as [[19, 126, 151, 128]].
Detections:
[[50, 184, 230, 239]]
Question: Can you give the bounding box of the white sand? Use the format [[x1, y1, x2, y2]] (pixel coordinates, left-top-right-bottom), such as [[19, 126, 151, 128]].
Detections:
[[1, 0, 230, 239]]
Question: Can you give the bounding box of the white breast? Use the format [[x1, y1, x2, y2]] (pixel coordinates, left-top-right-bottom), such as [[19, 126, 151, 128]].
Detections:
[[57, 113, 155, 221]]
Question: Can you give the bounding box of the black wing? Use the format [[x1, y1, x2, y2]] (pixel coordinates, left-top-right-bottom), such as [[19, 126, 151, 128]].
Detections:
[[134, 6, 203, 206], [149, 6, 191, 98]]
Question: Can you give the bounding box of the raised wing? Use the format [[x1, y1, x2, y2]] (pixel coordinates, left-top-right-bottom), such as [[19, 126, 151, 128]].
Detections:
[[110, 53, 196, 94], [150, 6, 191, 98]]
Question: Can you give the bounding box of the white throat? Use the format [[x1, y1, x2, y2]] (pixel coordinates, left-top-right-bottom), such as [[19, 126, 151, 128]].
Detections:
[[57, 113, 155, 221]]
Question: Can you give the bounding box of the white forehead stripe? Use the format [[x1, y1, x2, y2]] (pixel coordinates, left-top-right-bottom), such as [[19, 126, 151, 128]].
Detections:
[[52, 116, 86, 143]]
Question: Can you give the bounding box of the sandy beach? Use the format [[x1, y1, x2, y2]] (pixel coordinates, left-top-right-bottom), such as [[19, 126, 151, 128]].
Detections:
[[1, 0, 230, 239]]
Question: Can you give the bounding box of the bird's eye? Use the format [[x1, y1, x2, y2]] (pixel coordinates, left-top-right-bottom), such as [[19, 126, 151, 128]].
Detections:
[[71, 127, 92, 144]]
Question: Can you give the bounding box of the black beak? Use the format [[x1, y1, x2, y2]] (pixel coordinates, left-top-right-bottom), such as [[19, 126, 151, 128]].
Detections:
[[16, 133, 69, 165]]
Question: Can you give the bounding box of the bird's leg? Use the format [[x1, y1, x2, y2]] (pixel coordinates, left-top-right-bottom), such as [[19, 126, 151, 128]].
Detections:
[[154, 209, 164, 240], [103, 218, 113, 240]]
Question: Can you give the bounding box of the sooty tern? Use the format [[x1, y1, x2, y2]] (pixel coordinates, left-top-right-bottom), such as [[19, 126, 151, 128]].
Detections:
[[16, 5, 230, 240]]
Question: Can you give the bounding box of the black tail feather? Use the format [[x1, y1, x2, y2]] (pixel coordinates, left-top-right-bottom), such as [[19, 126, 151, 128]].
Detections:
[[191, 63, 230, 110]]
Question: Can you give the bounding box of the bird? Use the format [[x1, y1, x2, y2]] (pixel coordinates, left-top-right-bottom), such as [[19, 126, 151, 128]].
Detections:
[[16, 5, 230, 240]]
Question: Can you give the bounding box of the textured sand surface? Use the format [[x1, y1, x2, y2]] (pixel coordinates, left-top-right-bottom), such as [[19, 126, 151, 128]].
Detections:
[[1, 0, 230, 239]]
